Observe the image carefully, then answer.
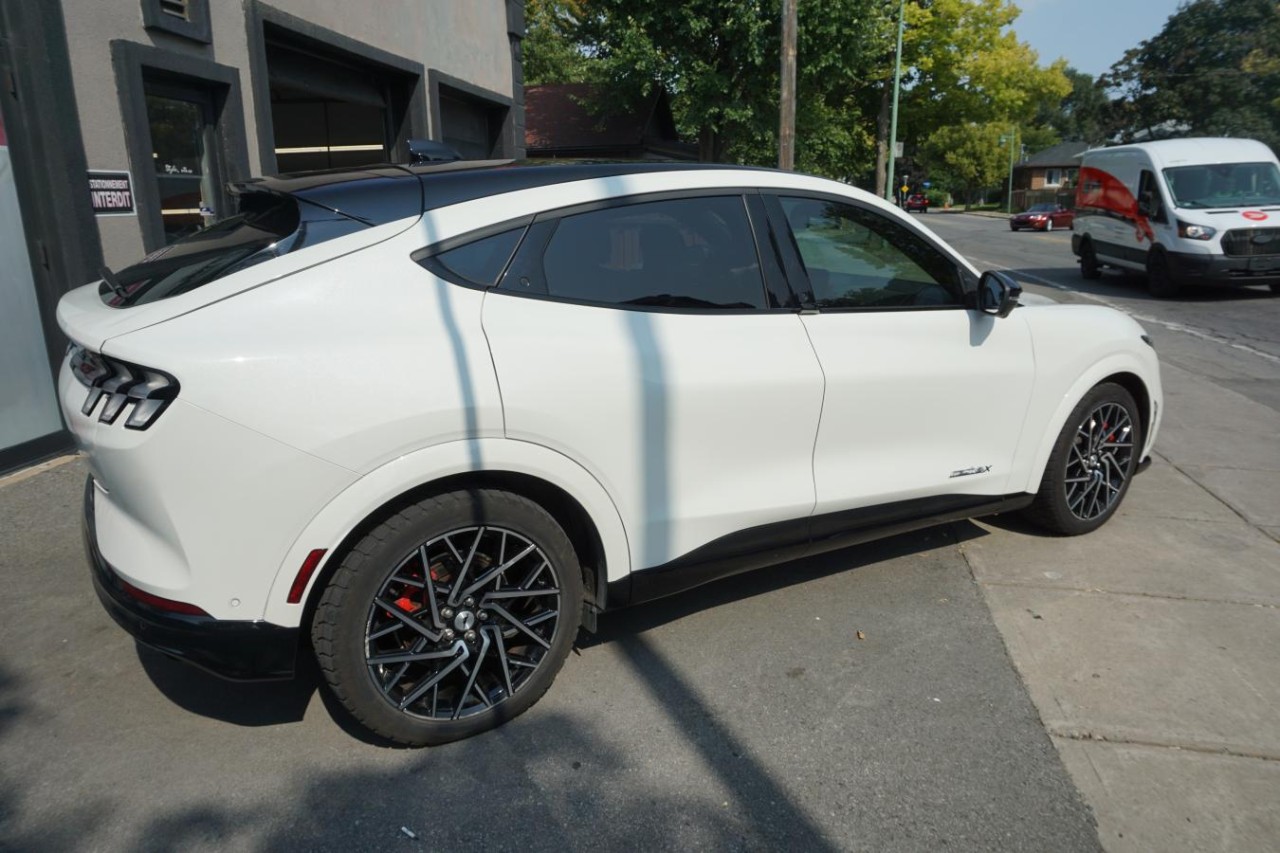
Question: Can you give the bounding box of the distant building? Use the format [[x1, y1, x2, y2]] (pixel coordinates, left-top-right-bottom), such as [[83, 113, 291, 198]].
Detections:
[[1011, 140, 1089, 210], [525, 83, 696, 160]]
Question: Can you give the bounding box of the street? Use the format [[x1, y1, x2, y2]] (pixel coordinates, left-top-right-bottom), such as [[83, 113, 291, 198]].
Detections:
[[1, 214, 1277, 851]]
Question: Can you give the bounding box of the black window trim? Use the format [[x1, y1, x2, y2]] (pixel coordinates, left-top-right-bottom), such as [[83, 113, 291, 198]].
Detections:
[[501, 188, 790, 315], [410, 216, 534, 289], [761, 189, 977, 313]]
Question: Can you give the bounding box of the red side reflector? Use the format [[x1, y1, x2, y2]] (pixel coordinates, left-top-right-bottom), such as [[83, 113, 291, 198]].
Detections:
[[119, 578, 210, 617], [288, 549, 328, 604]]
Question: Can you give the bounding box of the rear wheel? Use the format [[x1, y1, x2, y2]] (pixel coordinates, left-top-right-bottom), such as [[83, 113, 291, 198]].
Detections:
[[1146, 247, 1181, 298], [1024, 383, 1141, 536], [1080, 239, 1102, 280], [1270, 283, 1280, 294], [312, 489, 583, 745]]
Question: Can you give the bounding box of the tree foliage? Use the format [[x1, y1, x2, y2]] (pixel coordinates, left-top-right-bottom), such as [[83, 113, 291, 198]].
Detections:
[[522, 0, 1074, 192], [524, 0, 593, 86], [1040, 67, 1111, 146], [1104, 0, 1280, 149]]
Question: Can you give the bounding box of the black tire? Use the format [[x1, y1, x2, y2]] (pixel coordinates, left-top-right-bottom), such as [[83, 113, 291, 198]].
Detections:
[[1080, 239, 1102, 280], [1024, 383, 1142, 536], [1010, 224, 1019, 231], [922, 207, 928, 214], [312, 489, 583, 746], [1146, 247, 1181, 298], [1270, 283, 1280, 294]]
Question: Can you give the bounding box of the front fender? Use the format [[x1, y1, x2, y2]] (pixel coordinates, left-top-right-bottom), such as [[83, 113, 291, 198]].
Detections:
[[261, 438, 631, 626], [1011, 305, 1162, 495], [1019, 351, 1162, 495]]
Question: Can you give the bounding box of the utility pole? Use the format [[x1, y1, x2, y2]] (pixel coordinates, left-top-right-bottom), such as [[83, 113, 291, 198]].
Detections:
[[779, 0, 797, 170], [885, 0, 906, 203], [1004, 126, 1017, 213]]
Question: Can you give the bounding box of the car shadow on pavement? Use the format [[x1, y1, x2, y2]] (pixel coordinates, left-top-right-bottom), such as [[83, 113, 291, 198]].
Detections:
[[136, 642, 320, 728], [582, 521, 991, 646]]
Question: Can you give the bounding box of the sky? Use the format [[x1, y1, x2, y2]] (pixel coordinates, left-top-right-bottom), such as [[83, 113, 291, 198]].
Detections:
[[1010, 0, 1188, 78]]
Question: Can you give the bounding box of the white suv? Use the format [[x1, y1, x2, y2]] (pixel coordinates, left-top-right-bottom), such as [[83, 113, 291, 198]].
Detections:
[[58, 161, 1162, 745]]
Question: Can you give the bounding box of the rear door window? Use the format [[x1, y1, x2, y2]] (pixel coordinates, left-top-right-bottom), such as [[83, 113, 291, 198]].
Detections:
[[532, 196, 767, 310]]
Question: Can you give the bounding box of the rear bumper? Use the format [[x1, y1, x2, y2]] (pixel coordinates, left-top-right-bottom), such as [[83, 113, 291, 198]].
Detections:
[[1167, 251, 1280, 287], [84, 477, 299, 680]]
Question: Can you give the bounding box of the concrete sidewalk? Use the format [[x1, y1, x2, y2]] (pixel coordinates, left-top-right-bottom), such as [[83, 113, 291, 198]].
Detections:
[[963, 359, 1280, 851]]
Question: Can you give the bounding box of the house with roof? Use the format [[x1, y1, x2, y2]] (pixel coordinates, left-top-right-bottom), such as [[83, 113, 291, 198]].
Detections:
[[1011, 140, 1089, 210], [524, 83, 696, 160]]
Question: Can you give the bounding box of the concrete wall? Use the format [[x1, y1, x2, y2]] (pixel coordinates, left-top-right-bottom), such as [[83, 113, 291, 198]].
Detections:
[[60, 0, 516, 269]]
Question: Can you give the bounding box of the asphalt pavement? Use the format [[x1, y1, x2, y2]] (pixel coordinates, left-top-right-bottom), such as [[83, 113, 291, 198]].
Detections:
[[1, 458, 1097, 851], [2, 213, 1277, 851]]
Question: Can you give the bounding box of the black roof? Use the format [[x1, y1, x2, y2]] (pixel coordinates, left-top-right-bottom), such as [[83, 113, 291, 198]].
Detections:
[[232, 160, 753, 226]]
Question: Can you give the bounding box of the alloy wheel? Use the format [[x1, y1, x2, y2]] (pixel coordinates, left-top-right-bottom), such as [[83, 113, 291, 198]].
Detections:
[[1064, 402, 1134, 521], [363, 525, 562, 721]]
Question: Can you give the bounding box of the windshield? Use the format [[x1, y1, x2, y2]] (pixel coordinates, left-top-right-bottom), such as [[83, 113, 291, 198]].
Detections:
[[101, 193, 369, 307], [1163, 161, 1280, 209], [1027, 204, 1057, 213]]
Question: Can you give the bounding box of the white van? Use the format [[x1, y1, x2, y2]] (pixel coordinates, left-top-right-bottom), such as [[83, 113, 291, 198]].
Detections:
[[1073, 137, 1280, 297]]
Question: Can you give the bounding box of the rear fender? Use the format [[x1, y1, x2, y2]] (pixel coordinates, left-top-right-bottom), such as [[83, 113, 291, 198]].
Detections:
[[262, 438, 631, 626]]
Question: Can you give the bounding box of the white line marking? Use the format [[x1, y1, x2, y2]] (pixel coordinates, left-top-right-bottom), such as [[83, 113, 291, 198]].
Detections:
[[969, 254, 1280, 366]]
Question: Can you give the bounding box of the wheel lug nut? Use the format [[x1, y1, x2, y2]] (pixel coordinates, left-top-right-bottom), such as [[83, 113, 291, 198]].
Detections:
[[464, 597, 476, 608], [441, 607, 455, 620], [442, 628, 455, 641], [478, 611, 489, 621], [464, 630, 477, 643]]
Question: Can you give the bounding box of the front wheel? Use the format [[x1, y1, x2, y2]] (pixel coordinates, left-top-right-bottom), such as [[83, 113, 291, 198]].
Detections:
[[1024, 383, 1141, 536], [1269, 283, 1280, 294], [1146, 247, 1181, 298], [312, 489, 583, 745], [1080, 240, 1102, 280]]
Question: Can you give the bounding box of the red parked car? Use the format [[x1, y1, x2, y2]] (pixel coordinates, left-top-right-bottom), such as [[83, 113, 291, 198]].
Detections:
[[904, 193, 929, 213], [1010, 203, 1074, 231]]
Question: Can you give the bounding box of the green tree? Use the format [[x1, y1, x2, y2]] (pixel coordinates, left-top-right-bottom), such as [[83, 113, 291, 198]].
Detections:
[[867, 0, 1070, 196], [921, 121, 1010, 205], [1104, 0, 1280, 149], [1043, 67, 1111, 145], [524, 0, 592, 86]]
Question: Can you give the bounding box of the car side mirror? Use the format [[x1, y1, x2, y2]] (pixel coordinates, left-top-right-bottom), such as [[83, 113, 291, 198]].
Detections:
[[978, 270, 1022, 318]]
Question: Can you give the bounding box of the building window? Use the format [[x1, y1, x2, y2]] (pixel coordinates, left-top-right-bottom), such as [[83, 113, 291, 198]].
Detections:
[[1043, 168, 1063, 187], [266, 37, 401, 172], [246, 8, 428, 176], [140, 0, 212, 44], [430, 71, 513, 160], [144, 80, 221, 243], [111, 41, 250, 252]]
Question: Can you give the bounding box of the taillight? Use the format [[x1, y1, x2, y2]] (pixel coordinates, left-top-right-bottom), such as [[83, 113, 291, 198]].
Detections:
[[69, 344, 179, 430]]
